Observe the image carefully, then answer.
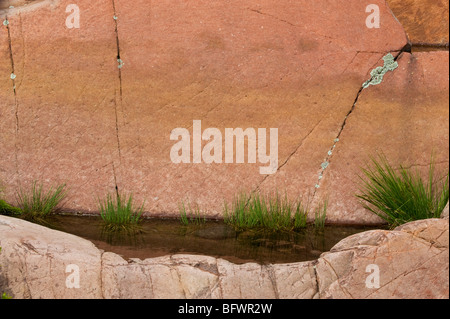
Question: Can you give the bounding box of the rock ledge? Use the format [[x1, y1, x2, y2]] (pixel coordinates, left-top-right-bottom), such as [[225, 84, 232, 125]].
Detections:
[[0, 215, 448, 299]]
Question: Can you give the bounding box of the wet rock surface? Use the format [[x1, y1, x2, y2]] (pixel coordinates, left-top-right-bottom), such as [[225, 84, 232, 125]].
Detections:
[[1, 215, 448, 299], [47, 215, 370, 265], [192, 224, 237, 240]]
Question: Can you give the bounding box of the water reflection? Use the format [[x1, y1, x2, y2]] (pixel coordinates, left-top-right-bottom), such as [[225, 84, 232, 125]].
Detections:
[[99, 224, 147, 247], [48, 215, 375, 264]]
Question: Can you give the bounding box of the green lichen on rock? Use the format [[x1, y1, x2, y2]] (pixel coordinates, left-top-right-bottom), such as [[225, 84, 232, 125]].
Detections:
[[362, 53, 399, 89]]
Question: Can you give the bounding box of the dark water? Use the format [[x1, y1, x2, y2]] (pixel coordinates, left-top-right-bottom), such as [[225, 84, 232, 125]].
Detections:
[[45, 215, 375, 264]]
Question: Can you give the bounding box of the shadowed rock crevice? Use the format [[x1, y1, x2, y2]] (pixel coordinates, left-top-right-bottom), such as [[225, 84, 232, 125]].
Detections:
[[385, 0, 449, 50], [111, 0, 123, 195], [112, 0, 122, 159], [265, 264, 280, 299], [411, 43, 449, 51]]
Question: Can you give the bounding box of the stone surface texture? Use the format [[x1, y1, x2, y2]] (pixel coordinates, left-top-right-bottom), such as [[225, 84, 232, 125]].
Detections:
[[386, 0, 449, 45], [314, 51, 450, 224], [1, 215, 448, 299], [0, 0, 448, 224], [442, 202, 449, 219]]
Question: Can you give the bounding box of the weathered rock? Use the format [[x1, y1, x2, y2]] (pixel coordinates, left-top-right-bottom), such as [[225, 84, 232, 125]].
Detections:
[[396, 218, 449, 248], [193, 224, 236, 240], [0, 215, 103, 298], [386, 0, 449, 46], [102, 253, 222, 299], [315, 51, 450, 224], [316, 219, 449, 299], [1, 215, 448, 299], [0, 0, 418, 224], [1, 0, 121, 212], [216, 259, 277, 299], [271, 262, 318, 299], [442, 202, 449, 219], [102, 253, 317, 299], [0, 0, 48, 12], [112, 0, 407, 220]]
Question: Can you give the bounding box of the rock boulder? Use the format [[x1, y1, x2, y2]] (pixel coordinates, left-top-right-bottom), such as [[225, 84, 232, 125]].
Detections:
[[1, 215, 448, 299]]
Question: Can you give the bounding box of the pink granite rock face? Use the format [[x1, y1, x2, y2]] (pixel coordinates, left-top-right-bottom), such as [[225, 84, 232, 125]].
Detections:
[[0, 0, 448, 223], [315, 51, 450, 224], [1, 0, 121, 211]]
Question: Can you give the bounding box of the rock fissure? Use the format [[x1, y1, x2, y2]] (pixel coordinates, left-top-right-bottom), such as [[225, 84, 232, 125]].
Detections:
[[254, 119, 322, 193], [111, 161, 119, 198], [411, 42, 449, 51], [311, 262, 320, 298], [312, 85, 363, 197], [215, 259, 224, 299], [312, 48, 409, 197], [247, 8, 296, 28], [99, 251, 105, 299], [13, 242, 32, 298], [4, 14, 20, 180], [169, 256, 188, 298], [265, 265, 280, 299], [111, 0, 123, 181]]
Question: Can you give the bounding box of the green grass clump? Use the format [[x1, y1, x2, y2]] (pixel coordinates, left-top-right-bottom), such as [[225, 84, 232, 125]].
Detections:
[[0, 199, 22, 216], [99, 193, 144, 233], [179, 201, 206, 226], [357, 154, 449, 228], [1, 293, 12, 299], [224, 192, 309, 232], [0, 180, 22, 216], [314, 199, 328, 229], [16, 182, 67, 220]]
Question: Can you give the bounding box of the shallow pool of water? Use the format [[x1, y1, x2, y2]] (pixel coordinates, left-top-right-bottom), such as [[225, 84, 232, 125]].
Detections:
[[44, 215, 376, 264]]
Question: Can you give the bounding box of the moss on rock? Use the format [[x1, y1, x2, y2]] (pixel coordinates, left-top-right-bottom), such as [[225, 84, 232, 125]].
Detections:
[[0, 200, 22, 216]]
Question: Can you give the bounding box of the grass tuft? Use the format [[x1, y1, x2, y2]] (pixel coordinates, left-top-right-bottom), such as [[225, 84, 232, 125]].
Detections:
[[0, 199, 22, 216], [99, 193, 144, 233], [223, 192, 310, 232], [1, 293, 12, 299], [16, 181, 67, 220], [314, 199, 328, 229], [357, 154, 449, 228], [179, 201, 206, 226], [0, 181, 22, 216]]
